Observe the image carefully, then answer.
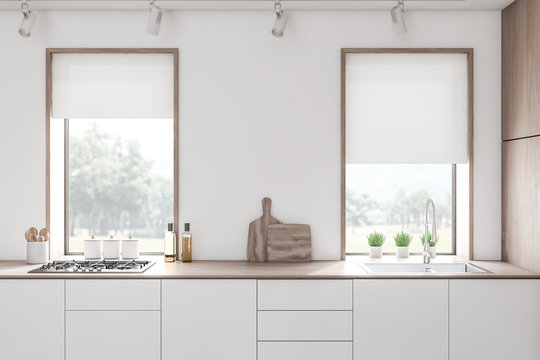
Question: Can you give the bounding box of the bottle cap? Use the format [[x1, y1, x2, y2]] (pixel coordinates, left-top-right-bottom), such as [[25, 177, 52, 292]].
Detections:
[[184, 223, 190, 232], [168, 223, 173, 232]]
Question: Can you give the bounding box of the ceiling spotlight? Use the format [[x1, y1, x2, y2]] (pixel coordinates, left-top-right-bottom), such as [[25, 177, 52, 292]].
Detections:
[[18, 0, 36, 38], [272, 0, 288, 38], [391, 0, 407, 36], [146, 0, 163, 36]]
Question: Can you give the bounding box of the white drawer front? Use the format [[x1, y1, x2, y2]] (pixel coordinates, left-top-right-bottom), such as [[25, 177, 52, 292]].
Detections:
[[258, 311, 352, 341], [66, 311, 160, 360], [258, 280, 352, 310], [259, 342, 352, 360], [66, 280, 160, 310]]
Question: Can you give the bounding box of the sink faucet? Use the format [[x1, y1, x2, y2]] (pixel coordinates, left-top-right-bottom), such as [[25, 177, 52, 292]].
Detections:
[[424, 199, 437, 264]]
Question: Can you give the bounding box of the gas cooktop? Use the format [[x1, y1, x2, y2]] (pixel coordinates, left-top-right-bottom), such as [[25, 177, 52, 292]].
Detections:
[[29, 260, 155, 273]]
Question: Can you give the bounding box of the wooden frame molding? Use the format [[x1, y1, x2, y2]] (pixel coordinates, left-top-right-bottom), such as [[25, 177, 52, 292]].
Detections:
[[340, 48, 474, 260], [45, 48, 180, 258]]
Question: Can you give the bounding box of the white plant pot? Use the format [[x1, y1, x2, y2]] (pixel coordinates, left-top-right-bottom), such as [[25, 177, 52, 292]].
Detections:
[[27, 241, 48, 264], [84, 239, 102, 259], [121, 239, 139, 259], [429, 246, 437, 259], [396, 246, 409, 258], [369, 246, 383, 258], [103, 239, 121, 259]]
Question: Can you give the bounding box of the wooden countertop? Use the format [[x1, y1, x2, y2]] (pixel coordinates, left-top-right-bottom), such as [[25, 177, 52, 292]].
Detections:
[[0, 256, 539, 279]]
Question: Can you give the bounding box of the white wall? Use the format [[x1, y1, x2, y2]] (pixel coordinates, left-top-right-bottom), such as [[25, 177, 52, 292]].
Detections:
[[0, 10, 501, 260]]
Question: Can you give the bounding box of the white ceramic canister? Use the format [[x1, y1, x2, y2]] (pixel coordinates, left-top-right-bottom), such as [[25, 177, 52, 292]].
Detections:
[[121, 236, 139, 259], [27, 241, 49, 264], [103, 235, 121, 259], [84, 236, 102, 259]]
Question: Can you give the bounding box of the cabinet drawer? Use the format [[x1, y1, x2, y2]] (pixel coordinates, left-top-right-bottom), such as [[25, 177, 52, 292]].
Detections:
[[258, 342, 352, 360], [66, 311, 160, 360], [66, 280, 160, 310], [258, 280, 352, 310], [258, 311, 352, 341]]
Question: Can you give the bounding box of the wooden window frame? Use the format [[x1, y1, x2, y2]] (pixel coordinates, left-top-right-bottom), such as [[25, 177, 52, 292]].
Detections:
[[46, 48, 179, 258], [340, 48, 474, 260]]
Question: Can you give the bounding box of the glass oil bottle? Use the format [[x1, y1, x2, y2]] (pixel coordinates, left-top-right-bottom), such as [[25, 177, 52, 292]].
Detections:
[[181, 223, 192, 262], [164, 223, 176, 262]]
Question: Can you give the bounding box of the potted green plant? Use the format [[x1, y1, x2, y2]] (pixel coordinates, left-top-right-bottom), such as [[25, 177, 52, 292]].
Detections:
[[367, 231, 385, 258], [420, 232, 438, 258], [394, 231, 412, 258]]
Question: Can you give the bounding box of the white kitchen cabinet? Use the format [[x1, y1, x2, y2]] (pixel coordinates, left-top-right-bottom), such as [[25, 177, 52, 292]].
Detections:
[[66, 279, 160, 310], [66, 311, 160, 360], [0, 280, 64, 360], [258, 310, 352, 341], [162, 279, 256, 360], [354, 279, 448, 360], [258, 279, 352, 310], [65, 279, 161, 360], [258, 342, 352, 360], [449, 279, 540, 360]]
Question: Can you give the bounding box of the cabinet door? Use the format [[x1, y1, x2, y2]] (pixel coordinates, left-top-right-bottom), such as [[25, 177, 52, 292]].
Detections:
[[354, 279, 448, 360], [162, 279, 256, 360], [502, 0, 540, 140], [450, 280, 540, 360], [502, 137, 540, 272], [66, 311, 160, 360], [0, 280, 64, 360]]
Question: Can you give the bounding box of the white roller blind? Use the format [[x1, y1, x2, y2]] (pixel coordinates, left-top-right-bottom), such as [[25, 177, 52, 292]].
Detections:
[[346, 53, 468, 164], [52, 53, 174, 119]]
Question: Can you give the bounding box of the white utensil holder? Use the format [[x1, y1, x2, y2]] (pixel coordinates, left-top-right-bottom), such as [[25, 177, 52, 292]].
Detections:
[[121, 239, 139, 259], [84, 239, 103, 259], [103, 239, 121, 259], [27, 241, 48, 264]]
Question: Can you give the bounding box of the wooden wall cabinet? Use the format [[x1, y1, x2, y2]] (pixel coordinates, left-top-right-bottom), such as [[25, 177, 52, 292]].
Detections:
[[502, 137, 540, 272], [502, 0, 540, 141], [502, 0, 540, 272]]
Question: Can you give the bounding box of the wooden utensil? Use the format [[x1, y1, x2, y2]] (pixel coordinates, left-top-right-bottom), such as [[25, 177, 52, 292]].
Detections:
[[247, 197, 282, 262], [267, 224, 311, 263], [39, 228, 50, 242]]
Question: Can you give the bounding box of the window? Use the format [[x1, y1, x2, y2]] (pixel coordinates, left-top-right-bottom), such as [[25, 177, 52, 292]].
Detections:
[[46, 49, 178, 256], [342, 49, 473, 257]]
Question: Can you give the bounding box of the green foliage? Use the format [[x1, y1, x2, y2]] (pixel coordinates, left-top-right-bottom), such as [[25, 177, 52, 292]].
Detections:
[[420, 232, 437, 247], [69, 123, 173, 238], [393, 231, 412, 247], [367, 232, 385, 247], [346, 190, 378, 234]]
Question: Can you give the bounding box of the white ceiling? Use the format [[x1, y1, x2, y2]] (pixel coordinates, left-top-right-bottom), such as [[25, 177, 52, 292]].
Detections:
[[0, 0, 516, 11]]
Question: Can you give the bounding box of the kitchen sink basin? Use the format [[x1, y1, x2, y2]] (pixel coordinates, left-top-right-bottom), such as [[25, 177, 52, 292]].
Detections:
[[359, 262, 489, 274]]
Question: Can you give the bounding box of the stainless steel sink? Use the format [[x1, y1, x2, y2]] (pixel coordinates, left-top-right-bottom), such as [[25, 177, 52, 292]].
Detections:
[[359, 262, 489, 274]]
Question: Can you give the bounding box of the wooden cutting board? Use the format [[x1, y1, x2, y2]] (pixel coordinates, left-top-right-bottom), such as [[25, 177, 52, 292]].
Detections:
[[247, 198, 281, 262], [267, 224, 311, 263]]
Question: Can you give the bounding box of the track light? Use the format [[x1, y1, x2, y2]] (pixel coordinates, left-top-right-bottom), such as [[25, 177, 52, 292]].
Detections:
[[18, 0, 36, 38], [146, 0, 163, 36], [391, 0, 407, 36], [272, 0, 288, 38]]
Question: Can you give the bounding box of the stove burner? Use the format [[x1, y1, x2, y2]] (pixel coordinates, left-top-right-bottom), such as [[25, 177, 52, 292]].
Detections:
[[30, 260, 154, 273]]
